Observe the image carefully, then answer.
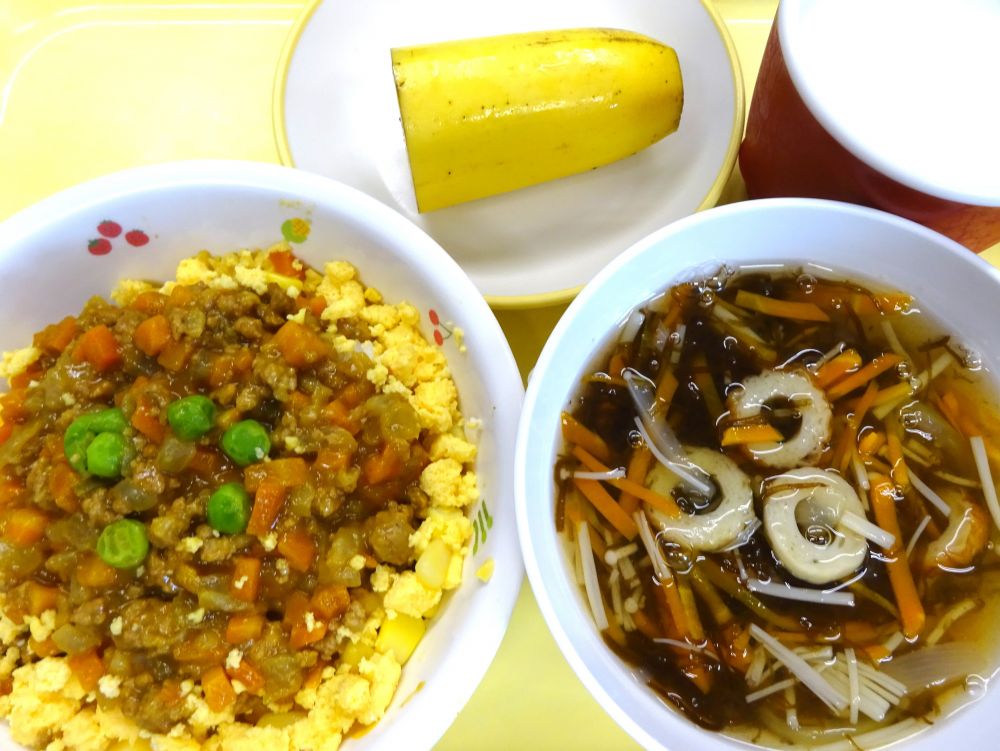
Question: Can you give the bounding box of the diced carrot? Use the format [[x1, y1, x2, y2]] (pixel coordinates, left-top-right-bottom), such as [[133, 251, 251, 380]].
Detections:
[[323, 398, 362, 434], [225, 613, 265, 644], [277, 529, 317, 572], [9, 364, 41, 389], [0, 389, 29, 423], [283, 591, 310, 629], [71, 325, 121, 372], [311, 584, 350, 620], [561, 412, 611, 463], [0, 478, 25, 507], [28, 637, 59, 658], [2, 507, 49, 546], [268, 249, 305, 279], [720, 423, 783, 447], [290, 616, 327, 649], [133, 314, 172, 357], [303, 661, 327, 691], [157, 339, 193, 372], [288, 390, 310, 411], [226, 657, 265, 694], [362, 442, 403, 486], [337, 383, 365, 407], [35, 316, 78, 354], [67, 648, 104, 691], [130, 398, 165, 443], [48, 461, 78, 512], [307, 296, 327, 317], [314, 448, 351, 472], [869, 478, 925, 639], [246, 479, 286, 535], [827, 353, 903, 400], [77, 554, 119, 588], [168, 284, 197, 306], [208, 354, 236, 389], [734, 289, 830, 322], [187, 448, 221, 476], [813, 349, 863, 389], [27, 582, 60, 616], [271, 321, 329, 368], [243, 457, 309, 492], [234, 349, 254, 374], [572, 478, 638, 540], [201, 666, 237, 712], [130, 290, 167, 315], [230, 557, 261, 603], [155, 680, 185, 708]]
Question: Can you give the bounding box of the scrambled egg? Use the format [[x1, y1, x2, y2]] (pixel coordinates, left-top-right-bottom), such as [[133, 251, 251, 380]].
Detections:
[[0, 245, 481, 751]]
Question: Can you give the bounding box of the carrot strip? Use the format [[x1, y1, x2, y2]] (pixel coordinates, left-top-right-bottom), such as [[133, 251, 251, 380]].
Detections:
[[721, 423, 783, 446], [886, 430, 909, 488], [618, 447, 653, 515], [733, 289, 830, 322], [656, 367, 679, 408], [872, 381, 913, 407], [561, 412, 611, 463], [659, 577, 690, 639], [571, 446, 680, 518], [814, 349, 862, 389], [827, 353, 903, 400], [858, 430, 886, 457], [572, 478, 638, 540], [692, 354, 724, 421], [869, 478, 925, 639], [849, 381, 879, 431], [631, 609, 661, 640]]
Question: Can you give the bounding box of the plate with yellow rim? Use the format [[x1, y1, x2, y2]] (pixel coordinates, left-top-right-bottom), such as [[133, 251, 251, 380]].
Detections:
[[273, 0, 744, 308]]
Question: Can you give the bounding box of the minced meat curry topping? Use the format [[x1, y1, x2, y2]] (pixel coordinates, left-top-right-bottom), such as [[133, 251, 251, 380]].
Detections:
[[0, 246, 479, 751]]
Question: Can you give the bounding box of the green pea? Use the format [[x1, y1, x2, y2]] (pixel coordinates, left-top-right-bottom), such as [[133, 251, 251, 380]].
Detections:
[[96, 519, 149, 569], [207, 482, 251, 534], [64, 407, 128, 473], [220, 420, 271, 467], [166, 395, 217, 441], [86, 432, 129, 478]]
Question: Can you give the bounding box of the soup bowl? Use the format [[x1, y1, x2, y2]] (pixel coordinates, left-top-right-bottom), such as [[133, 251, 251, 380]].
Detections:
[[515, 197, 1000, 751], [0, 160, 524, 751]]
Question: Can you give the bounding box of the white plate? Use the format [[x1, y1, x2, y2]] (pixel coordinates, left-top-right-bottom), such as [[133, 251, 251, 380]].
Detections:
[[275, 0, 744, 307]]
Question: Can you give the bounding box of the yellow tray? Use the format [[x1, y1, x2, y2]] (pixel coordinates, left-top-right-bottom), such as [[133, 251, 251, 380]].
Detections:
[[2, 2, 997, 749]]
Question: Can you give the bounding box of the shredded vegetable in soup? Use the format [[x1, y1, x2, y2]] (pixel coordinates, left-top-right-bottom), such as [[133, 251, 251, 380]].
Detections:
[[555, 268, 1000, 748]]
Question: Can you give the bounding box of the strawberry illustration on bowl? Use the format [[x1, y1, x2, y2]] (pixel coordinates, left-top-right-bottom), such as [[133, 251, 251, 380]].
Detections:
[[88, 238, 112, 256], [125, 229, 149, 247], [97, 220, 122, 238]]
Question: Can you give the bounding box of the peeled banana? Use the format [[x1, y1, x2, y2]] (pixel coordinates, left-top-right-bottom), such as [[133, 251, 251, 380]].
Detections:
[[391, 28, 684, 212]]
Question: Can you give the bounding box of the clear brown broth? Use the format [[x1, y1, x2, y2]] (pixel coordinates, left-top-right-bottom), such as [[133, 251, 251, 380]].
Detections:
[[555, 268, 1000, 745]]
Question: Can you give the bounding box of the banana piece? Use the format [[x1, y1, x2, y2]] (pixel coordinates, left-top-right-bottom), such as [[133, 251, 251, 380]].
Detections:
[[391, 28, 684, 212]]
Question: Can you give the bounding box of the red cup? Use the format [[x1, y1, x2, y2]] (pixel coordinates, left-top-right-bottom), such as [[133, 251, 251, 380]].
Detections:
[[740, 2, 1000, 252]]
